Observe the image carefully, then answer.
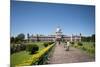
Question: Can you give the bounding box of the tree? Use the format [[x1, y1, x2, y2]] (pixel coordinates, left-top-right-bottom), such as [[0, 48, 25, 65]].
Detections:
[[14, 37, 21, 44], [81, 34, 95, 42], [86, 37, 91, 42], [13, 33, 25, 43], [91, 34, 95, 42], [27, 33, 30, 42], [17, 33, 25, 41], [10, 37, 15, 43]]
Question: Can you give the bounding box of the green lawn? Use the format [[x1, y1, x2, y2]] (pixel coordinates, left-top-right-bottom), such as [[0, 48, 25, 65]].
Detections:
[[82, 42, 95, 56], [11, 42, 45, 66], [74, 42, 95, 57], [11, 51, 32, 66]]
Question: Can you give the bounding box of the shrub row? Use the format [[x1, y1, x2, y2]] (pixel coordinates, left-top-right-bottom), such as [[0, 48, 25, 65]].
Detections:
[[26, 44, 39, 54], [46, 41, 54, 45], [43, 42, 54, 47], [11, 42, 54, 54], [16, 44, 54, 66], [70, 42, 75, 45], [78, 42, 83, 46], [11, 44, 26, 54], [43, 43, 48, 47], [11, 43, 39, 54]]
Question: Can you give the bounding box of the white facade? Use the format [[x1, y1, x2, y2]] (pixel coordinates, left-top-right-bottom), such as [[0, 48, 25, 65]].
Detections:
[[29, 27, 81, 42]]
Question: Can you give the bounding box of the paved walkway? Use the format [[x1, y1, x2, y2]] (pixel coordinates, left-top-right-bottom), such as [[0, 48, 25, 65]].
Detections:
[[49, 42, 95, 64]]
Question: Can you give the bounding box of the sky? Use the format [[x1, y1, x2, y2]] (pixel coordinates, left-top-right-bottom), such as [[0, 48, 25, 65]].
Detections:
[[11, 1, 95, 37]]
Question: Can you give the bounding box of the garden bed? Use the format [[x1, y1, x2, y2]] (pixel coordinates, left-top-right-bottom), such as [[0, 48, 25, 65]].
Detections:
[[11, 42, 54, 66]]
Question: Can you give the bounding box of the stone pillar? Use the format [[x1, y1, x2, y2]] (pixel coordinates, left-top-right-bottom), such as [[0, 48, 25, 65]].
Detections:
[[80, 33, 82, 42], [71, 34, 73, 42], [27, 33, 30, 42], [75, 34, 77, 42]]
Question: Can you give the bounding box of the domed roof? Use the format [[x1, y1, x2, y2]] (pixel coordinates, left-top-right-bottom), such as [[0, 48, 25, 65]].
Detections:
[[56, 26, 61, 32]]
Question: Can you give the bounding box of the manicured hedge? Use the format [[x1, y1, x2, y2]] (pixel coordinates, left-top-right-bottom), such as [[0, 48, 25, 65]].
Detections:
[[70, 42, 74, 44], [26, 44, 39, 54], [11, 44, 26, 54], [31, 45, 39, 54], [43, 42, 54, 47], [78, 42, 83, 46], [48, 42, 54, 45], [16, 44, 54, 66], [70, 42, 75, 46], [43, 43, 48, 47]]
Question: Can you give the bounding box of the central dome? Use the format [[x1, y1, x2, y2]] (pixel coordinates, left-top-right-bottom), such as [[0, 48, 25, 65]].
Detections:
[[56, 27, 61, 32]]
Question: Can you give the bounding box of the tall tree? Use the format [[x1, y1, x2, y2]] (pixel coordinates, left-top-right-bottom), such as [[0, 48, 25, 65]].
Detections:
[[16, 33, 25, 42], [91, 34, 95, 42], [10, 37, 15, 43], [27, 33, 30, 42], [81, 34, 95, 42], [18, 33, 25, 39]]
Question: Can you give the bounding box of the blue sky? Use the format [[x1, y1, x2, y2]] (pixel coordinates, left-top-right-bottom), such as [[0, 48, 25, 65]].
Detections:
[[11, 1, 95, 37]]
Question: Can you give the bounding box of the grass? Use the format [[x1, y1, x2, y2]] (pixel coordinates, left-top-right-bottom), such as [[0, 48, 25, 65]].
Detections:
[[11, 42, 46, 66], [11, 51, 32, 66], [81, 42, 95, 57], [17, 44, 54, 66], [73, 42, 95, 57]]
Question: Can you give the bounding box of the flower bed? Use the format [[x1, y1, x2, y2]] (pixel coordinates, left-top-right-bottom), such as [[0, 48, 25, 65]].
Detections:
[[16, 44, 54, 66]]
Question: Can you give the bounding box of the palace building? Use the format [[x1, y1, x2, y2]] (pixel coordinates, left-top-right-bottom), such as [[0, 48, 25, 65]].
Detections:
[[28, 26, 81, 42]]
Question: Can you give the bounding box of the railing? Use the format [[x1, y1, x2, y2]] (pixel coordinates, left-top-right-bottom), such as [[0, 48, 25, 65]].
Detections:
[[16, 43, 55, 66]]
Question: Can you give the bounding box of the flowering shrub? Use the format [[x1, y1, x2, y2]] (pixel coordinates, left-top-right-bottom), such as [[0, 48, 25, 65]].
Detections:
[[16, 44, 54, 66]]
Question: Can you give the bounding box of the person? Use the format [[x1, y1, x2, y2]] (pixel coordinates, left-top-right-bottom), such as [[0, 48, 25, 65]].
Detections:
[[59, 41, 60, 45], [66, 41, 70, 51], [64, 42, 66, 48]]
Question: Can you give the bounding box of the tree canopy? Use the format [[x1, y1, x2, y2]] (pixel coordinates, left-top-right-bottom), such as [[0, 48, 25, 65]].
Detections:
[[10, 33, 25, 44], [81, 34, 95, 42]]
